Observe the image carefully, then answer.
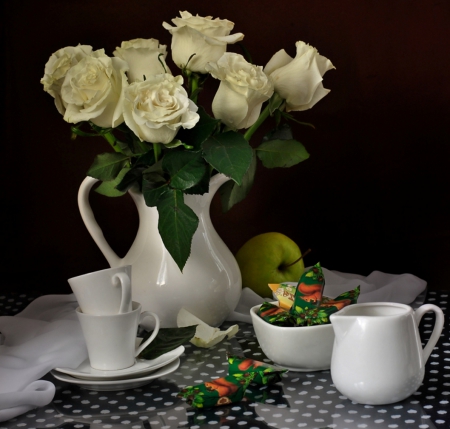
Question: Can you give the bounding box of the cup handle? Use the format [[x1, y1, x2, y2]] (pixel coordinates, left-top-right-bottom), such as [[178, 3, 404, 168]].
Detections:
[[414, 303, 445, 362], [112, 273, 132, 314], [135, 311, 161, 357]]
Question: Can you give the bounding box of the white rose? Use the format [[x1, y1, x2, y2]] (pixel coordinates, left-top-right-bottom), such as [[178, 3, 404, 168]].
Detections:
[[205, 53, 274, 130], [121, 74, 199, 144], [162, 11, 244, 73], [113, 38, 170, 83], [60, 50, 128, 128], [41, 45, 93, 115], [264, 41, 335, 112]]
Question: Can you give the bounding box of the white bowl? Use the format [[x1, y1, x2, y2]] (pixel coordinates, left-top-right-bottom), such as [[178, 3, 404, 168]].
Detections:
[[250, 302, 335, 372]]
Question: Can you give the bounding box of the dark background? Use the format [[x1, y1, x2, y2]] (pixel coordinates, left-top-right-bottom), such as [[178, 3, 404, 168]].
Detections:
[[2, 0, 449, 294]]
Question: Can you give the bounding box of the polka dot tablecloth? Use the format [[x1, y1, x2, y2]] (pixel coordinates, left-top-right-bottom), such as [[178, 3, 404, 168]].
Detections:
[[1, 290, 449, 429]]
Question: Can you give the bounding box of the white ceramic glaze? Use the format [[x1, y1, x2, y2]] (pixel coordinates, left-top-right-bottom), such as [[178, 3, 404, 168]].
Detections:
[[78, 173, 242, 328], [76, 301, 160, 371], [250, 302, 335, 371], [68, 265, 132, 315], [55, 345, 184, 381], [330, 302, 445, 405], [50, 358, 180, 391]]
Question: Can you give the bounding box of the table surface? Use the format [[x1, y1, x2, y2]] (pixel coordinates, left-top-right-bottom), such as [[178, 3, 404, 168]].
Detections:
[[0, 290, 449, 429]]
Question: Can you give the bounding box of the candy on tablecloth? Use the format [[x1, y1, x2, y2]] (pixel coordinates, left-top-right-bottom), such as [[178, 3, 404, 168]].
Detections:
[[177, 373, 255, 408], [177, 354, 288, 409], [227, 354, 287, 385], [258, 262, 360, 327]]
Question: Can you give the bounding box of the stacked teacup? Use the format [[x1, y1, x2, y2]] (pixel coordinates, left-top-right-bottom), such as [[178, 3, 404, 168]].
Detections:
[[68, 266, 160, 371]]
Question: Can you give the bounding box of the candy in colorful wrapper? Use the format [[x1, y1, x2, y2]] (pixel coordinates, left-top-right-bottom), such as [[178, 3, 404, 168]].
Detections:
[[257, 301, 296, 326], [227, 354, 287, 385], [290, 262, 326, 312], [177, 373, 255, 409], [268, 283, 296, 309], [258, 262, 361, 327]]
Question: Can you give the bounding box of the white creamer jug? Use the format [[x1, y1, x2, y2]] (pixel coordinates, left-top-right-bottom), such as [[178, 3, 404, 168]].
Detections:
[[330, 301, 444, 405]]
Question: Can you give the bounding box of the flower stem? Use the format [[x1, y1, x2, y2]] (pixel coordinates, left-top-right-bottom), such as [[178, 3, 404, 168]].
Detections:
[[89, 122, 122, 153], [243, 104, 271, 141], [102, 131, 122, 153], [189, 73, 199, 104], [153, 143, 162, 162]]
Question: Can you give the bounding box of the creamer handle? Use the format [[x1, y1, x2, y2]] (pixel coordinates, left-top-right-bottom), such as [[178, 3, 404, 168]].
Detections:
[[78, 176, 121, 267], [414, 304, 445, 362]]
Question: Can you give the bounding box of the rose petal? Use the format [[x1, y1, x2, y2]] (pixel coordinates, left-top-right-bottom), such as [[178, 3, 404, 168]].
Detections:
[[177, 308, 239, 348]]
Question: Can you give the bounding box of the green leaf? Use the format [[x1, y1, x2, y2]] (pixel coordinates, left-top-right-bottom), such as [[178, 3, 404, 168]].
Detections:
[[115, 151, 158, 193], [202, 131, 253, 185], [263, 123, 293, 141], [256, 139, 310, 168], [175, 107, 220, 151], [157, 189, 199, 271], [86, 152, 129, 181], [142, 172, 169, 207], [138, 325, 197, 360], [219, 150, 257, 212], [162, 151, 208, 191], [94, 167, 130, 197], [136, 150, 157, 167], [115, 166, 145, 192], [184, 170, 210, 195]]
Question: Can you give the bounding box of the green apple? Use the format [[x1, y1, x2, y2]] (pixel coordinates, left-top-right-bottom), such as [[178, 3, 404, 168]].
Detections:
[[235, 232, 305, 298]]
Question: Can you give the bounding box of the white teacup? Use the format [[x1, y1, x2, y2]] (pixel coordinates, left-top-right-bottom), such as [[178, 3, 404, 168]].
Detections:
[[68, 265, 132, 315], [76, 301, 160, 370]]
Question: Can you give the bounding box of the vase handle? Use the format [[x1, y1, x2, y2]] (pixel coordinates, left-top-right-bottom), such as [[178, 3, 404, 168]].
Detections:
[[78, 176, 121, 267]]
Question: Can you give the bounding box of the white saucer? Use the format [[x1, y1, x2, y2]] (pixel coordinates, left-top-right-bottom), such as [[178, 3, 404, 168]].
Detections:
[[55, 345, 184, 381], [51, 358, 180, 391]]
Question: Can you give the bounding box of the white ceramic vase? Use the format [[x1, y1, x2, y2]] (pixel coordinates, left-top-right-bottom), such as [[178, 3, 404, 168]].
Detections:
[[77, 173, 242, 328]]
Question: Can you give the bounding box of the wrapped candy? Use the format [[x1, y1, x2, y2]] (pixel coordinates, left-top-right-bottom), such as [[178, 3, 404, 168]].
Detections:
[[258, 262, 360, 327], [258, 302, 296, 326], [177, 354, 288, 409], [268, 282, 296, 309], [290, 262, 326, 312], [177, 373, 255, 408], [227, 354, 287, 385]]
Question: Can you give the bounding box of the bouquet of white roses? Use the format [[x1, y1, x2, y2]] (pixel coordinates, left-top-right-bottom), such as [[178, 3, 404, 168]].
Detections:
[[41, 11, 334, 272]]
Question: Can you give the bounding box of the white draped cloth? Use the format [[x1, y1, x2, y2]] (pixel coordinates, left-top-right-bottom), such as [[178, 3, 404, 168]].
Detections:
[[0, 269, 427, 422], [226, 268, 427, 323], [0, 294, 87, 422]]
